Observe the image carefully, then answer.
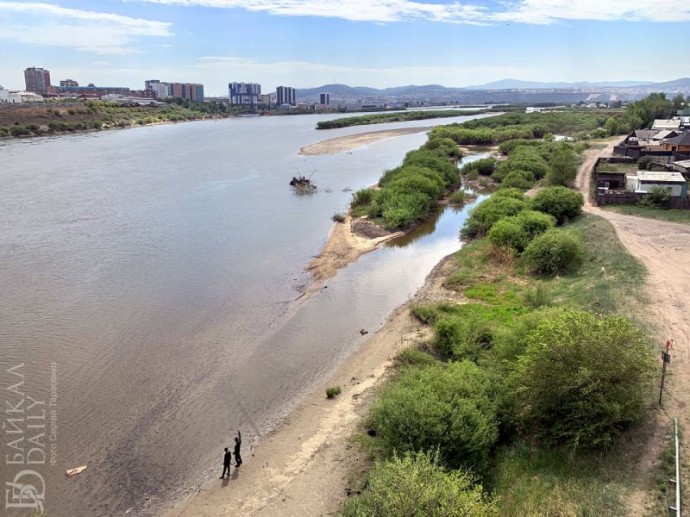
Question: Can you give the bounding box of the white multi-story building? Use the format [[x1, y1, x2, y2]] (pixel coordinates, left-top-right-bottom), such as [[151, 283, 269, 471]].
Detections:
[[145, 80, 171, 99]]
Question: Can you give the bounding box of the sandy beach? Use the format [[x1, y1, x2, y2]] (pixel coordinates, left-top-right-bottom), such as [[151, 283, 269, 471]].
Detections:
[[170, 132, 474, 516], [299, 127, 430, 155], [171, 241, 460, 517]]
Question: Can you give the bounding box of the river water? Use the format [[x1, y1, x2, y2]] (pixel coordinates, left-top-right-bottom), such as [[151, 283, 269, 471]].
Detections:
[[0, 112, 488, 515]]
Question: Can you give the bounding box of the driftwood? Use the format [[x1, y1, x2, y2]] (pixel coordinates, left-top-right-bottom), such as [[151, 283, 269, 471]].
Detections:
[[289, 175, 316, 194]]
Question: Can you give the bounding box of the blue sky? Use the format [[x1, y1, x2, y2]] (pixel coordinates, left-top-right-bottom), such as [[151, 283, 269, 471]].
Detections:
[[1, 1, 689, 95]]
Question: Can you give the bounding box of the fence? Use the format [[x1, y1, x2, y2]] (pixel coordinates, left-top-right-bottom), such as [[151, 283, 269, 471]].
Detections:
[[595, 193, 690, 210], [669, 417, 681, 516]]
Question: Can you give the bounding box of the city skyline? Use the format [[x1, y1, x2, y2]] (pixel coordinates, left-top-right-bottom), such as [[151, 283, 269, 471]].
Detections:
[[1, 1, 690, 96]]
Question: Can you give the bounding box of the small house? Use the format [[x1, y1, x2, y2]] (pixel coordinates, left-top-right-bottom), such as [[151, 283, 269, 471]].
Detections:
[[672, 159, 690, 180], [594, 170, 627, 190], [652, 119, 682, 131], [660, 132, 690, 154], [630, 171, 688, 197]]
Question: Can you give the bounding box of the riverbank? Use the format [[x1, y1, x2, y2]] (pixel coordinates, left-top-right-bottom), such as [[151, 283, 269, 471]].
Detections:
[[171, 250, 459, 517], [0, 102, 232, 138], [305, 215, 403, 282], [299, 127, 429, 155]]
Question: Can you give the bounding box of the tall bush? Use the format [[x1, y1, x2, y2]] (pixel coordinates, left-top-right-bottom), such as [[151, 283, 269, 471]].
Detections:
[[510, 310, 655, 450], [531, 186, 583, 225], [546, 147, 578, 186], [522, 229, 585, 275], [342, 450, 498, 517], [461, 196, 529, 239], [368, 361, 499, 472]]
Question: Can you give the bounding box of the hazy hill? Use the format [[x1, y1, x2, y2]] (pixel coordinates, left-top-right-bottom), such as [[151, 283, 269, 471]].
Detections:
[[466, 79, 657, 90], [293, 78, 690, 104]]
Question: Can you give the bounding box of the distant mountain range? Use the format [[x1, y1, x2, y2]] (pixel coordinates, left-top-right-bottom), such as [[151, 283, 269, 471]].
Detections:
[[466, 79, 659, 90], [294, 78, 690, 104]]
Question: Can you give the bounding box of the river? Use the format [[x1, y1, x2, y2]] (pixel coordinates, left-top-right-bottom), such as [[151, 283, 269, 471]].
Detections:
[[0, 112, 488, 515]]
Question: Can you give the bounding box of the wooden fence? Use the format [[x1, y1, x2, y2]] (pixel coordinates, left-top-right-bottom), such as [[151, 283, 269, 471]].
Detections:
[[596, 192, 690, 209]]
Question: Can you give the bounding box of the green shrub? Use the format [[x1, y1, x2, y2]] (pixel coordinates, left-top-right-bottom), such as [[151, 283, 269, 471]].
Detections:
[[522, 229, 585, 275], [510, 310, 655, 450], [589, 128, 608, 139], [487, 210, 555, 253], [636, 156, 655, 171], [423, 136, 464, 160], [498, 139, 540, 155], [332, 212, 346, 223], [491, 188, 526, 201], [404, 149, 460, 185], [531, 186, 584, 225], [513, 210, 556, 240], [461, 196, 530, 239], [522, 282, 552, 308], [342, 450, 497, 517], [381, 191, 434, 229], [493, 148, 551, 183], [368, 361, 498, 472], [449, 189, 466, 205], [326, 386, 341, 399], [9, 125, 30, 137], [488, 219, 527, 253], [546, 147, 578, 186], [351, 188, 376, 207], [387, 166, 445, 199], [499, 170, 535, 190], [642, 185, 672, 207], [394, 348, 439, 368], [461, 157, 497, 176]]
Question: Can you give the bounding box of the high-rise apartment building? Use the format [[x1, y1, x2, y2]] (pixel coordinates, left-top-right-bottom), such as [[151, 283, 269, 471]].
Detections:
[[24, 67, 51, 94], [145, 80, 204, 102], [59, 79, 79, 88], [276, 86, 296, 106], [319, 93, 331, 106], [229, 82, 261, 106]]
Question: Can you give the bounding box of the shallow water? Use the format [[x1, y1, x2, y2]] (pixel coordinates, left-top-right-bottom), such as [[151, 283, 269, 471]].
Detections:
[[0, 112, 489, 515]]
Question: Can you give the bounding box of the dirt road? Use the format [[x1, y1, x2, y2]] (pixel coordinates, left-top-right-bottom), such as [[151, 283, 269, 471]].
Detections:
[[577, 140, 690, 513]]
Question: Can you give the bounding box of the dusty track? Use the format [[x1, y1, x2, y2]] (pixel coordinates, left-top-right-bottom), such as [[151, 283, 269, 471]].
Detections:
[[577, 139, 690, 514]]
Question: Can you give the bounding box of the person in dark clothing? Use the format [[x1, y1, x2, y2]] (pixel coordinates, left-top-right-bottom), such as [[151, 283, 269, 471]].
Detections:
[[220, 447, 232, 479], [234, 429, 242, 467]]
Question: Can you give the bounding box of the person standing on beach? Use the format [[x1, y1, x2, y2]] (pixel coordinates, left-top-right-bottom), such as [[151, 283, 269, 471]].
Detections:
[[234, 429, 242, 467], [220, 447, 232, 479]]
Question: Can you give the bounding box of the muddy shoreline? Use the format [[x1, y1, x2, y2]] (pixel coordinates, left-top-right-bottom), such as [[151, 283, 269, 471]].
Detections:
[[170, 134, 479, 516]]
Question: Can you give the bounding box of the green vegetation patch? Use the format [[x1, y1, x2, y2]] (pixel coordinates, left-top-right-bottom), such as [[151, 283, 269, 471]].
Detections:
[[316, 109, 485, 130], [342, 450, 498, 517], [604, 205, 690, 225], [490, 441, 629, 516], [367, 361, 499, 473]]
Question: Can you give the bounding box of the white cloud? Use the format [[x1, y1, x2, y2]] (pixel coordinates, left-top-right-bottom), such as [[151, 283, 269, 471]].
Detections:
[[491, 0, 690, 24], [0, 2, 173, 54], [134, 0, 690, 24], [136, 0, 489, 23]]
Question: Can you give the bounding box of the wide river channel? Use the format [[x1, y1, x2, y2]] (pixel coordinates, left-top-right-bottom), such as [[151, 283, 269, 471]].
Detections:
[[0, 112, 490, 515]]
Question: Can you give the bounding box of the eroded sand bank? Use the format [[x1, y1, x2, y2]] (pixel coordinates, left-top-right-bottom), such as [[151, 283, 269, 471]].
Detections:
[[299, 127, 429, 156]]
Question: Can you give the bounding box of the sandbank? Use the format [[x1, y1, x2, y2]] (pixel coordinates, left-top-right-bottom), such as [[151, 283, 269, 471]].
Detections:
[[299, 127, 429, 156]]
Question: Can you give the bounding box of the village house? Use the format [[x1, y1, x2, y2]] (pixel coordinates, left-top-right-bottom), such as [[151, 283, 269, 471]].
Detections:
[[626, 170, 688, 198], [660, 132, 690, 154], [652, 118, 682, 131], [672, 159, 690, 180]]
